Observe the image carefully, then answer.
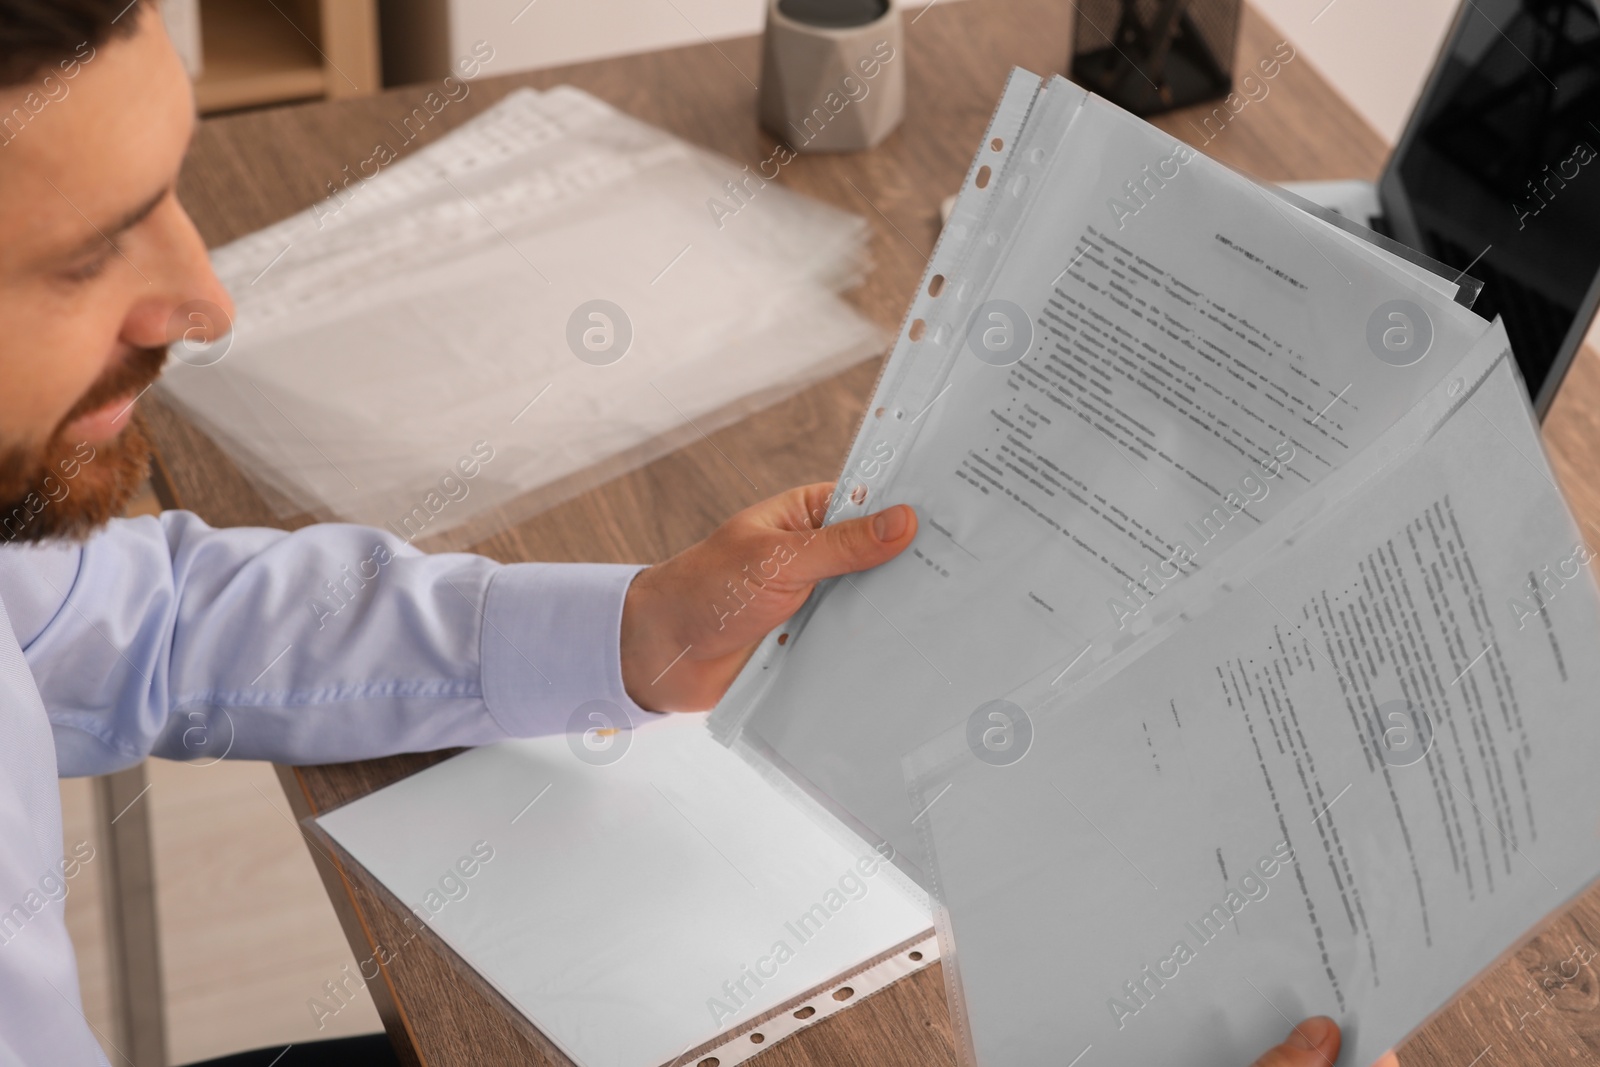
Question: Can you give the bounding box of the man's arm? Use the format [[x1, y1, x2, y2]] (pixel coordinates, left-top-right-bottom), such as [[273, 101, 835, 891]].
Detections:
[[7, 482, 916, 775], [7, 510, 645, 775]]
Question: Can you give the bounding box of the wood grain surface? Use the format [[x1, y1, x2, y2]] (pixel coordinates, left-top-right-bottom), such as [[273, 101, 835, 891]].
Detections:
[[145, 0, 1600, 1063]]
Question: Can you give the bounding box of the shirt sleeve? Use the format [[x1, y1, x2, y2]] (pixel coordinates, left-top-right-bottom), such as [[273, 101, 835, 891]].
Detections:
[[2, 511, 650, 777]]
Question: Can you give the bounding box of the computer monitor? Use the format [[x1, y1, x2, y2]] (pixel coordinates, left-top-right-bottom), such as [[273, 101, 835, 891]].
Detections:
[[1377, 0, 1600, 417]]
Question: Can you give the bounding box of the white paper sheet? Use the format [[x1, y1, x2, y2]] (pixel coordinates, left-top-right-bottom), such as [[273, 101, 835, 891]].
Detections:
[[903, 349, 1600, 1066], [317, 712, 931, 1067]]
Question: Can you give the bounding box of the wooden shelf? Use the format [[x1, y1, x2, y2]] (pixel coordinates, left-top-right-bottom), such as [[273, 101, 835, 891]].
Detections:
[[192, 0, 378, 115]]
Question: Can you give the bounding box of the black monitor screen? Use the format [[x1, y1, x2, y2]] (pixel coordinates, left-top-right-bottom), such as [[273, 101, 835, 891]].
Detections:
[[1380, 0, 1600, 415]]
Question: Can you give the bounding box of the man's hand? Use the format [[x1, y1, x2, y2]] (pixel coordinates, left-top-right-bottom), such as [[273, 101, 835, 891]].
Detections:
[[620, 482, 917, 712], [1251, 1017, 1399, 1067]]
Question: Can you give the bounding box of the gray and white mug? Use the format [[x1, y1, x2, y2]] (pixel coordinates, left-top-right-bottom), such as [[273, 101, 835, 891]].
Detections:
[[758, 0, 905, 153]]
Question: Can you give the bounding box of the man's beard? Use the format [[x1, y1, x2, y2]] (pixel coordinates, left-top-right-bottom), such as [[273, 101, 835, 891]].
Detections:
[[0, 345, 168, 545]]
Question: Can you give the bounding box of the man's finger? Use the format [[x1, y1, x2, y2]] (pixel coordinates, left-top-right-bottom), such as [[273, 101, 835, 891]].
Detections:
[[733, 481, 836, 536], [784, 504, 917, 585], [1250, 1016, 1341, 1067]]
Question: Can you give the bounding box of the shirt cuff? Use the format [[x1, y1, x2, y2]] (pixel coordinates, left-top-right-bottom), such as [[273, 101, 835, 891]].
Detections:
[[479, 561, 652, 737]]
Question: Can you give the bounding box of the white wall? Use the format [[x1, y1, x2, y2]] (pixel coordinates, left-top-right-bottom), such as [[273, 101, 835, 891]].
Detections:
[[456, 0, 768, 75], [382, 0, 932, 86], [1250, 0, 1460, 144]]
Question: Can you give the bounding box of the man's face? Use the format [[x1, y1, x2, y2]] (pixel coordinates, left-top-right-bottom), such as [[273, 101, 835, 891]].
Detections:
[[0, 2, 232, 542]]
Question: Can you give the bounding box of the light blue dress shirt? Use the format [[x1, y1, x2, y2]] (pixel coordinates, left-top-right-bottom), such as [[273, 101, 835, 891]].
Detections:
[[0, 511, 646, 1064]]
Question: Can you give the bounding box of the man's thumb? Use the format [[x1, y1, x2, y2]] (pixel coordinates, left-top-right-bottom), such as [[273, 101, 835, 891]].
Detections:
[[791, 504, 917, 583], [1251, 1017, 1340, 1067]]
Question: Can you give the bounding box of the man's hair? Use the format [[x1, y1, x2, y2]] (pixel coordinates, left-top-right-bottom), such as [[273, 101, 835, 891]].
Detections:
[[0, 0, 142, 87]]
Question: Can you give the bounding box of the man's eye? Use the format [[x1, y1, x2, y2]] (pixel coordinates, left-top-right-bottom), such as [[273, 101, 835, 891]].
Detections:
[[62, 251, 112, 282]]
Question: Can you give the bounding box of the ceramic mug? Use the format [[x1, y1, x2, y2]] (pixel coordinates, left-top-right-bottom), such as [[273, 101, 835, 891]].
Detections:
[[758, 0, 905, 153]]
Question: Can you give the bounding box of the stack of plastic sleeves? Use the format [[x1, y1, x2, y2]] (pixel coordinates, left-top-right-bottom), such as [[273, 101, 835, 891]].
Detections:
[[158, 87, 883, 543]]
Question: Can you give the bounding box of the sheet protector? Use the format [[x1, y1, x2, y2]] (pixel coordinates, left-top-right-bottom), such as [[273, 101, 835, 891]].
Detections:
[[316, 712, 933, 1067], [709, 69, 1495, 868], [903, 347, 1600, 1067], [158, 87, 883, 543]]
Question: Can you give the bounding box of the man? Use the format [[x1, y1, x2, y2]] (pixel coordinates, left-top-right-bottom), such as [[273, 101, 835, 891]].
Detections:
[[0, 2, 1397, 1064]]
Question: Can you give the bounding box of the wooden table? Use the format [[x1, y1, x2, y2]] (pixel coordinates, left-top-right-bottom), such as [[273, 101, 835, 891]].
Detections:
[[148, 1, 1600, 1063]]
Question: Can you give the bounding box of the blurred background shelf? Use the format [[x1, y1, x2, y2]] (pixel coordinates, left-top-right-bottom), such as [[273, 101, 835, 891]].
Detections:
[[186, 0, 380, 114]]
